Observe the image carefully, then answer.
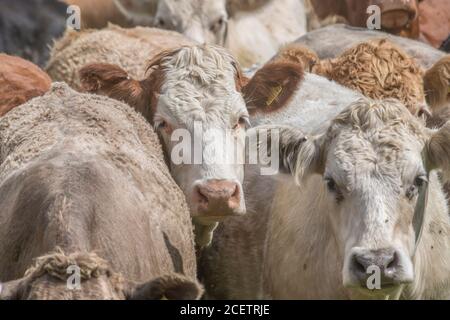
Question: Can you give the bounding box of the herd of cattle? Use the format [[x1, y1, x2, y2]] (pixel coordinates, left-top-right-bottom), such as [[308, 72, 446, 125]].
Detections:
[[1, 0, 450, 300]]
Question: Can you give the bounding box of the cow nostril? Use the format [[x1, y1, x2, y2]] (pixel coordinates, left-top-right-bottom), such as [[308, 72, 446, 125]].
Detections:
[[231, 184, 239, 199], [386, 252, 398, 270], [195, 186, 209, 204], [353, 255, 367, 274]]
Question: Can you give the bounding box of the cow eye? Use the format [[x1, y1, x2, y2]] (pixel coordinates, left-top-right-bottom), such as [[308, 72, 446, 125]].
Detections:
[[414, 175, 427, 187], [210, 16, 227, 32], [155, 18, 166, 27], [156, 121, 167, 131], [325, 178, 337, 193]]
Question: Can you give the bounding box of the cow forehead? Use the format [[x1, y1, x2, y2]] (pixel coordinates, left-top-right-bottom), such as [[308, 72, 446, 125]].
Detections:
[[156, 46, 244, 124], [327, 126, 425, 185]]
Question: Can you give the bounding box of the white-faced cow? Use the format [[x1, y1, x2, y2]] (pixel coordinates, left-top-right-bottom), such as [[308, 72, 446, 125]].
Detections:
[[57, 32, 304, 245], [201, 98, 450, 299]]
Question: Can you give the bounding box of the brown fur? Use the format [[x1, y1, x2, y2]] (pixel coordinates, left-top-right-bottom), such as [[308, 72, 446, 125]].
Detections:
[[424, 56, 450, 110], [0, 83, 198, 299], [242, 61, 304, 115], [277, 39, 426, 115], [46, 25, 194, 91], [79, 63, 154, 122], [309, 0, 420, 40], [0, 54, 51, 117], [63, 0, 129, 29]]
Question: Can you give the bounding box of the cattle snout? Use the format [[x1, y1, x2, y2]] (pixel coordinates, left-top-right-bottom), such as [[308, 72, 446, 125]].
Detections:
[[346, 247, 414, 288], [379, 0, 418, 30], [193, 179, 244, 218]]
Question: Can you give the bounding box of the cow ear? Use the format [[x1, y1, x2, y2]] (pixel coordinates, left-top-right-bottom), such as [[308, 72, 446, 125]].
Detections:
[[423, 55, 450, 110], [79, 63, 153, 122], [242, 61, 304, 115], [426, 122, 450, 177], [274, 44, 320, 72], [253, 125, 324, 184], [125, 274, 204, 300]]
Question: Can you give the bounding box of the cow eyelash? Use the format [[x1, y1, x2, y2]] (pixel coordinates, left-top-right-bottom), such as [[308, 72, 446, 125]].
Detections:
[[414, 175, 428, 187], [155, 120, 167, 131], [406, 175, 427, 200], [324, 177, 344, 202], [325, 178, 338, 193]]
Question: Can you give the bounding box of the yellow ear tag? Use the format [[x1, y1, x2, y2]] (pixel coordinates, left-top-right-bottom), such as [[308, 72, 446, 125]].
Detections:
[[266, 85, 283, 107]]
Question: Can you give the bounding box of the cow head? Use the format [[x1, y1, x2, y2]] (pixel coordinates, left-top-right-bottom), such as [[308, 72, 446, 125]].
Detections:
[[310, 0, 420, 38], [0, 251, 203, 300], [277, 41, 450, 117], [79, 45, 303, 244], [113, 0, 273, 45], [269, 98, 450, 298]]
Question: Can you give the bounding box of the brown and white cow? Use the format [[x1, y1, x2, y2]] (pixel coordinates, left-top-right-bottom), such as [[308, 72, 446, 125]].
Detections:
[[0, 54, 51, 117], [309, 0, 420, 38], [0, 83, 202, 300], [201, 98, 450, 300], [275, 39, 450, 113], [46, 27, 305, 245]]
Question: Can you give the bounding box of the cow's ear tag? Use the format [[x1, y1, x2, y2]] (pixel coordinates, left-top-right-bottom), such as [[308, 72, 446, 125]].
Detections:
[[266, 85, 283, 107]]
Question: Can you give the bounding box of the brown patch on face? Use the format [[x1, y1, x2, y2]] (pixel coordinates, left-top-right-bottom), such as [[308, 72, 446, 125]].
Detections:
[[242, 61, 304, 115], [0, 54, 51, 117]]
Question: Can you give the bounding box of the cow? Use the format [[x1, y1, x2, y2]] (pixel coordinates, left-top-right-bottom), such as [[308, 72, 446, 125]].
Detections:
[[0, 83, 202, 300], [0, 0, 68, 67], [46, 26, 195, 91], [0, 54, 52, 117], [275, 39, 450, 112], [47, 29, 305, 245], [294, 24, 445, 69], [201, 98, 450, 300], [308, 0, 420, 39], [418, 0, 450, 48], [63, 0, 135, 29], [111, 0, 307, 67]]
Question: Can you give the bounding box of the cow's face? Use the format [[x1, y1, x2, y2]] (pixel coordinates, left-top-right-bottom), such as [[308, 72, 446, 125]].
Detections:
[[154, 0, 228, 45], [79, 45, 304, 225], [312, 0, 419, 38], [276, 98, 450, 298], [150, 46, 249, 223], [114, 0, 228, 45]]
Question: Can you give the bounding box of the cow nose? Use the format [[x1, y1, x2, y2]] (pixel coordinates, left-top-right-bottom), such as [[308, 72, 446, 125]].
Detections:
[[349, 248, 409, 287], [380, 1, 417, 30], [193, 180, 242, 216]]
